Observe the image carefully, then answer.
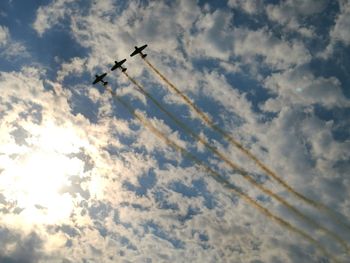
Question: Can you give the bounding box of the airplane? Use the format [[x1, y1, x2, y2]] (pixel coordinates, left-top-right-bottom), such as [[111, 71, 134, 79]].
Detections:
[[92, 73, 108, 86], [111, 58, 127, 72], [130, 44, 148, 58]]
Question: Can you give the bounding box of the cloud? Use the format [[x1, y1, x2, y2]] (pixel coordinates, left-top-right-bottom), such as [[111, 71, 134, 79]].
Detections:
[[233, 28, 311, 70], [56, 57, 87, 82], [330, 1, 350, 45], [0, 229, 43, 263], [0, 25, 10, 46], [2, 0, 349, 262], [228, 0, 264, 14], [33, 0, 75, 36], [263, 66, 350, 109], [319, 1, 350, 58], [267, 0, 328, 18], [266, 0, 328, 37], [188, 10, 234, 59], [300, 114, 350, 166], [251, 105, 350, 233], [0, 67, 122, 259], [0, 25, 28, 59]]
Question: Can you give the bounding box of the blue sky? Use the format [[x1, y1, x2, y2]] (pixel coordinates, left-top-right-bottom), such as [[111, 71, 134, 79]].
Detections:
[[0, 0, 350, 262]]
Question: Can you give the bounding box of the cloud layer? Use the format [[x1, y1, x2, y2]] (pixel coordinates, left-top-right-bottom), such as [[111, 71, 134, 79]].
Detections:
[[0, 0, 349, 262]]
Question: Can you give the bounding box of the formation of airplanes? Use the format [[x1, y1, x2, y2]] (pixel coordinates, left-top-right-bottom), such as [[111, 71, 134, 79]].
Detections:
[[93, 44, 148, 86]]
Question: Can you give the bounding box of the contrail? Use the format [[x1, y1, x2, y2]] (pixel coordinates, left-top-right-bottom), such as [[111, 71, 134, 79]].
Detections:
[[105, 86, 337, 262], [122, 71, 349, 253], [142, 57, 350, 232]]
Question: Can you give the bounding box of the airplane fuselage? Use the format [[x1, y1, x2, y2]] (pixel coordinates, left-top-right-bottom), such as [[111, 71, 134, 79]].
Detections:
[[130, 44, 148, 57], [93, 73, 108, 85], [111, 59, 127, 71]]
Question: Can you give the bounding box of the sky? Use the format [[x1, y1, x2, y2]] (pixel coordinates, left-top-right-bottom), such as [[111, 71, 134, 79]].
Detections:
[[0, 0, 349, 262]]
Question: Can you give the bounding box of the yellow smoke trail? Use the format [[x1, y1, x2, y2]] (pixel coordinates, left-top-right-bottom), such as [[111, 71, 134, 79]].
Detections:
[[104, 86, 336, 262], [122, 71, 349, 253], [142, 57, 350, 232]]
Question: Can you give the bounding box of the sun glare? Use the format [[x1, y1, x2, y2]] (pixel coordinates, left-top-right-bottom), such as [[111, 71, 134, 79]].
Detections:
[[0, 121, 88, 225]]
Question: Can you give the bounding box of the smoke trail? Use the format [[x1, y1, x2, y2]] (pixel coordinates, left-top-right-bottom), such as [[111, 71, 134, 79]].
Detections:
[[142, 57, 350, 232], [105, 86, 336, 262], [122, 71, 349, 253]]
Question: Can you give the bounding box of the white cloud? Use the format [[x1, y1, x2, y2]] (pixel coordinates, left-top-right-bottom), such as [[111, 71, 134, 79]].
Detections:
[[0, 67, 141, 259], [233, 28, 311, 70], [188, 10, 234, 59], [33, 0, 75, 36], [201, 70, 257, 125], [250, 105, 350, 234], [330, 1, 350, 45], [2, 41, 29, 59], [266, 0, 328, 37], [10, 1, 349, 262], [56, 57, 87, 82], [228, 0, 264, 14], [301, 115, 350, 164], [0, 25, 10, 46], [318, 1, 350, 58], [134, 114, 188, 155], [269, 0, 328, 17], [0, 25, 28, 59], [263, 66, 350, 109], [0, 64, 276, 262]]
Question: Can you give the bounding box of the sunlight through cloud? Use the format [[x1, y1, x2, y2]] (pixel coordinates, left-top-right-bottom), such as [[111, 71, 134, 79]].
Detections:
[[0, 121, 88, 226]]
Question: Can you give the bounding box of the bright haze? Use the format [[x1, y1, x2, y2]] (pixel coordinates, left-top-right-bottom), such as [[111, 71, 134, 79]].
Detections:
[[0, 0, 349, 262]]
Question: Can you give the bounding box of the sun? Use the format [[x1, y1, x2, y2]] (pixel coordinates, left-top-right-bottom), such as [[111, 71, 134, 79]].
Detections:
[[1, 150, 74, 224], [0, 120, 88, 226]]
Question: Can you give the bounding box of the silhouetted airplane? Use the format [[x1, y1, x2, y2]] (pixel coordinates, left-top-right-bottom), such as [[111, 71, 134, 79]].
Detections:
[[130, 44, 147, 58], [111, 59, 127, 72], [93, 73, 108, 86]]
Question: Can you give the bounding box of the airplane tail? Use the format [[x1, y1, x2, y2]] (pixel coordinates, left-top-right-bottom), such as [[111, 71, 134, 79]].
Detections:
[[142, 54, 147, 58], [122, 68, 127, 72], [103, 82, 108, 86]]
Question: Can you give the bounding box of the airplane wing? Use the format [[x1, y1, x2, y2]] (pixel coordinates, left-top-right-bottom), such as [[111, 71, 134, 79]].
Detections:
[[130, 49, 139, 57], [139, 44, 147, 50], [92, 73, 107, 84], [92, 76, 101, 84], [130, 44, 148, 57], [111, 59, 127, 71]]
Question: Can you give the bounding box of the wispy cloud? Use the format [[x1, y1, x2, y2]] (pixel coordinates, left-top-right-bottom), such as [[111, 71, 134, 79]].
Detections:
[[0, 25, 29, 59]]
